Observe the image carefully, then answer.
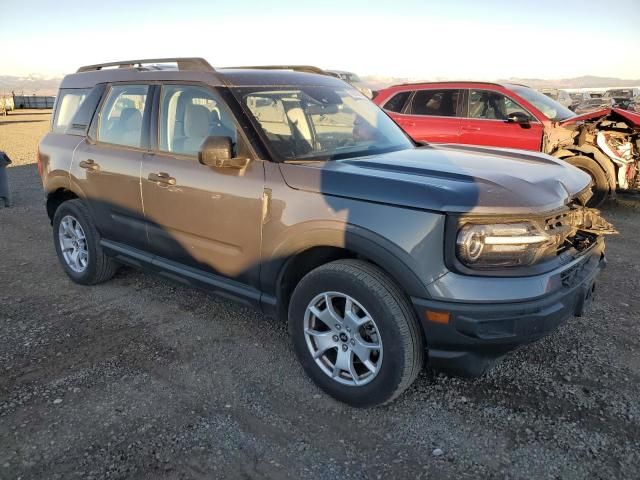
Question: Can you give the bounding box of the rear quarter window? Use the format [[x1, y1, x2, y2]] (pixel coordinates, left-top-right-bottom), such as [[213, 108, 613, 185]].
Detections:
[[52, 89, 90, 133], [383, 91, 411, 113]]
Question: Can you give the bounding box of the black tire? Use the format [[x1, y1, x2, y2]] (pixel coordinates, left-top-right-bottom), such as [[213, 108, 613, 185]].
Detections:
[[566, 155, 609, 207], [52, 199, 118, 285], [288, 259, 424, 407]]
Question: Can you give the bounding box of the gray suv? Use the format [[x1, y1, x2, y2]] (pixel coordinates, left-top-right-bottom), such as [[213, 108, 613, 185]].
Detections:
[[38, 58, 614, 407]]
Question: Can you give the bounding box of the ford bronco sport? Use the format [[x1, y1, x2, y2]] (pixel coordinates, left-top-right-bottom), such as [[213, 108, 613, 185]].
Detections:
[[39, 58, 615, 407]]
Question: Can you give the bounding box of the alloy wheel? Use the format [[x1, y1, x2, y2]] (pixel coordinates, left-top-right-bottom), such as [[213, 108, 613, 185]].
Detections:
[[303, 291, 383, 386], [58, 215, 89, 273]]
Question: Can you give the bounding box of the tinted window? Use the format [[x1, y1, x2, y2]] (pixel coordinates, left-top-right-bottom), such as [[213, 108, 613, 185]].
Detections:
[[52, 89, 90, 133], [97, 85, 149, 148], [409, 89, 460, 117], [383, 91, 411, 113], [468, 90, 533, 121], [159, 85, 237, 156]]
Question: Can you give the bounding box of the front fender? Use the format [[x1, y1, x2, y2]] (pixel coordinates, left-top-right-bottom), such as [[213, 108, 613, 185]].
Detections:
[[262, 219, 443, 301]]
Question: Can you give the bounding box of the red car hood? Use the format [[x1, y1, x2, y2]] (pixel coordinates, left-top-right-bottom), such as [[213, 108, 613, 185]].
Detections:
[[559, 107, 640, 128]]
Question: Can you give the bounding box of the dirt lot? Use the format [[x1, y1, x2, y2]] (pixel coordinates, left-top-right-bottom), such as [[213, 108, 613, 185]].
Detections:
[[1, 111, 639, 479]]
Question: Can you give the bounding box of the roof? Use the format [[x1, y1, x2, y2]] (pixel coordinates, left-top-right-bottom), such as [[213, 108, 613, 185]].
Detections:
[[385, 80, 530, 90], [60, 58, 344, 90]]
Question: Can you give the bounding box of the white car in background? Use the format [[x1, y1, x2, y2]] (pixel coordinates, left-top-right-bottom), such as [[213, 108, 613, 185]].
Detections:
[[540, 88, 574, 110], [326, 70, 373, 98]]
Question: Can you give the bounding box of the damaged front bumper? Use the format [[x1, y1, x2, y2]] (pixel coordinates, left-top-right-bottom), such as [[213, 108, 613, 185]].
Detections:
[[413, 238, 605, 377]]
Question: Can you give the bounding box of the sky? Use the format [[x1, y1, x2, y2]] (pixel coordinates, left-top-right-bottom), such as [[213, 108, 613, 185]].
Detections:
[[1, 0, 639, 80]]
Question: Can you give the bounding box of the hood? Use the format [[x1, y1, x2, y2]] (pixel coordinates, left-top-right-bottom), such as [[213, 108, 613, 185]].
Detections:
[[559, 107, 640, 128], [279, 144, 591, 215]]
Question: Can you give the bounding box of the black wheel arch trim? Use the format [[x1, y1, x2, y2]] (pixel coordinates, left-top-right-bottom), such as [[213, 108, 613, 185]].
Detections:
[[264, 223, 430, 304]]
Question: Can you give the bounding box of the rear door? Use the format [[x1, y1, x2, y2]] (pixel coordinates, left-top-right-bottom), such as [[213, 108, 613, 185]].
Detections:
[[392, 89, 463, 143], [72, 83, 151, 250], [140, 83, 265, 287], [458, 89, 544, 151]]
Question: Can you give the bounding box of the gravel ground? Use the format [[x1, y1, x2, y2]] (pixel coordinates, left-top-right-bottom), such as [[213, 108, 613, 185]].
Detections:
[[1, 111, 639, 479]]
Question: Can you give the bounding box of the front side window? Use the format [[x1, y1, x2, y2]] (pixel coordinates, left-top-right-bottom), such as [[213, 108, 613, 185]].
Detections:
[[409, 89, 460, 117], [235, 85, 413, 161], [159, 85, 237, 156], [97, 85, 149, 148], [383, 91, 411, 113], [52, 89, 90, 133], [468, 90, 533, 121]]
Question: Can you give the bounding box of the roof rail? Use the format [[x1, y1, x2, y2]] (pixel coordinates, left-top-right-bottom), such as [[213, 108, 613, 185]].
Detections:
[[77, 57, 215, 73], [223, 65, 329, 76]]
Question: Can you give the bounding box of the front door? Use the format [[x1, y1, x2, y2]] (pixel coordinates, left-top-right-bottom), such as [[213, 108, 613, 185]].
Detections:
[[72, 83, 152, 250], [140, 84, 265, 287], [458, 89, 544, 151]]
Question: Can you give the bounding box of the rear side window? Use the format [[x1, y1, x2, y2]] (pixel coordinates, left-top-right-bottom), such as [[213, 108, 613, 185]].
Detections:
[[52, 89, 90, 133], [66, 84, 106, 136], [97, 85, 149, 148], [409, 89, 461, 117], [383, 91, 411, 113]]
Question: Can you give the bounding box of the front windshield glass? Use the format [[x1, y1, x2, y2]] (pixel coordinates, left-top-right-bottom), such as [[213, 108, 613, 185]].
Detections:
[[509, 85, 575, 122], [234, 85, 413, 161]]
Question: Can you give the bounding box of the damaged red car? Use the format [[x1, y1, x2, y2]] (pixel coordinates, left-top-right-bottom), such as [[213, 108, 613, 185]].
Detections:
[[374, 82, 640, 206]]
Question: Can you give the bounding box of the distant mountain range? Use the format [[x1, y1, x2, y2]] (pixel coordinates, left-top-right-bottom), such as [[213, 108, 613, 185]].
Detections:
[[0, 75, 61, 96], [1, 73, 639, 97], [361, 75, 640, 91]]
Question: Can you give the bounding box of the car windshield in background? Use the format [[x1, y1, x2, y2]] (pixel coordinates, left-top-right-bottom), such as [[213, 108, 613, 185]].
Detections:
[[509, 85, 575, 122], [234, 85, 413, 161], [605, 90, 632, 98]]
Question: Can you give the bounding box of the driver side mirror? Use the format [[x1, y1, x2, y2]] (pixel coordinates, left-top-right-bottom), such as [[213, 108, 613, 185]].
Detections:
[[506, 112, 531, 125], [198, 136, 249, 169]]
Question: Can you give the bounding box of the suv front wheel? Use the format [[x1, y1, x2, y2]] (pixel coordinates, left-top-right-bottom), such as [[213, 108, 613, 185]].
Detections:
[[52, 199, 118, 285], [289, 260, 424, 407]]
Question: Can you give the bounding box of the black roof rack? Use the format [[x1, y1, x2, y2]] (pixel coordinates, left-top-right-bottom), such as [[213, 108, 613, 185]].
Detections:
[[77, 57, 215, 73], [223, 65, 329, 76]]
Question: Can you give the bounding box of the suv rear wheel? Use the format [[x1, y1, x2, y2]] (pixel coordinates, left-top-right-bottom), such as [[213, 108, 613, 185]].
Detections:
[[53, 199, 118, 285], [289, 260, 423, 407]]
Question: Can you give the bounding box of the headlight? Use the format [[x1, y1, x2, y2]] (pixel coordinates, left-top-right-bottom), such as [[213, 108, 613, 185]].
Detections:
[[456, 222, 553, 268]]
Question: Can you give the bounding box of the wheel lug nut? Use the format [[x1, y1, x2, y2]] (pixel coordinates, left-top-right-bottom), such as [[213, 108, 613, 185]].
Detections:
[[350, 338, 355, 345], [346, 327, 351, 332], [335, 324, 341, 330], [342, 344, 348, 351], [332, 335, 339, 342]]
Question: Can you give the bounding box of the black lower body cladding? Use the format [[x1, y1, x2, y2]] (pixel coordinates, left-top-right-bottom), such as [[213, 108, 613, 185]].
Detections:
[[413, 242, 606, 377]]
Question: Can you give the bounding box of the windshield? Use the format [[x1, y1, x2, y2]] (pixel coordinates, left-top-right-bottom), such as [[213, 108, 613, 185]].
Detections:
[[509, 85, 575, 121], [234, 85, 413, 160], [605, 89, 632, 99]]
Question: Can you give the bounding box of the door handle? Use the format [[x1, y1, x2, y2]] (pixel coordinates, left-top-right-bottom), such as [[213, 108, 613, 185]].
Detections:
[[79, 159, 99, 171], [398, 120, 416, 127], [461, 126, 481, 131], [148, 172, 176, 186]]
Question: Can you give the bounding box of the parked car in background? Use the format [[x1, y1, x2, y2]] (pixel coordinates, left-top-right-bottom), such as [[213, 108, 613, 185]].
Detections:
[[38, 58, 615, 407], [375, 81, 640, 206], [603, 88, 640, 112], [326, 70, 373, 98], [573, 96, 614, 115], [570, 92, 591, 103], [540, 88, 574, 110]]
